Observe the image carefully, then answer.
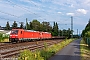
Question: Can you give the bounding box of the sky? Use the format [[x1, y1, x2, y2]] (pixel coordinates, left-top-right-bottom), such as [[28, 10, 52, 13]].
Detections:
[[0, 0, 90, 34]]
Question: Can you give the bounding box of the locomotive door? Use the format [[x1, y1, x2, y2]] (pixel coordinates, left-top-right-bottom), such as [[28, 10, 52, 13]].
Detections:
[[20, 31, 23, 40], [40, 33, 43, 39]]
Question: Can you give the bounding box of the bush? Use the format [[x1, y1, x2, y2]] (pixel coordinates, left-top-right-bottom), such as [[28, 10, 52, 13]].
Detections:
[[0, 33, 3, 42], [18, 49, 44, 60], [84, 31, 90, 47], [80, 39, 90, 60], [0, 33, 9, 42]]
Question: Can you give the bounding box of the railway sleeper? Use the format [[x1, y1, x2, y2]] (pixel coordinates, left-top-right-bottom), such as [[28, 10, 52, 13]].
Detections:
[[1, 45, 44, 58], [0, 41, 61, 58]]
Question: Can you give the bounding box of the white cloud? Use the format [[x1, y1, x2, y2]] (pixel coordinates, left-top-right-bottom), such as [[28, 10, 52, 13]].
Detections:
[[76, 9, 87, 14], [83, 0, 90, 6], [19, 0, 30, 3], [57, 12, 62, 14], [66, 13, 74, 16], [39, 0, 50, 2]]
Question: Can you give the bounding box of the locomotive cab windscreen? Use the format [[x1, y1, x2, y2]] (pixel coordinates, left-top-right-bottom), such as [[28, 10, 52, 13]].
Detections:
[[9, 30, 19, 42], [11, 30, 18, 34], [10, 30, 19, 38]]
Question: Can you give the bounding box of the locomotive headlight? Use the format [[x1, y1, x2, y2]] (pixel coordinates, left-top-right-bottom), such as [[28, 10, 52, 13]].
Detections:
[[15, 35, 18, 36], [10, 35, 12, 36]]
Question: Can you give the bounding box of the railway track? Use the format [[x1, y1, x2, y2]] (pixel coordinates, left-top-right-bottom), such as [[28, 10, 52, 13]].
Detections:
[[0, 40, 63, 59]]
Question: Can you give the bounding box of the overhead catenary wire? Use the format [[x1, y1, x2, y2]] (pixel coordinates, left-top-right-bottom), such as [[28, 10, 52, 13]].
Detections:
[[28, 0, 63, 23], [6, 0, 57, 22], [2, 0, 65, 23], [6, 0, 42, 22], [0, 10, 20, 18], [28, 0, 53, 22], [0, 17, 25, 24], [9, 0, 46, 22], [7, 0, 38, 15], [0, 17, 13, 21], [0, 0, 35, 27], [1, 0, 66, 26]]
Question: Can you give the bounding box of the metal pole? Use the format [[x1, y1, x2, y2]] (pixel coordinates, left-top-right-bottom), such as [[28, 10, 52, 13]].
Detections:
[[62, 29, 63, 36], [71, 16, 73, 38], [79, 31, 80, 36], [77, 29, 78, 36], [77, 29, 78, 38], [26, 18, 27, 30]]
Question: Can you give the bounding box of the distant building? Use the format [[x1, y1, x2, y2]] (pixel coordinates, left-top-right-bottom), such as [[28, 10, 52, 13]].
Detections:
[[0, 26, 3, 30], [0, 26, 5, 30]]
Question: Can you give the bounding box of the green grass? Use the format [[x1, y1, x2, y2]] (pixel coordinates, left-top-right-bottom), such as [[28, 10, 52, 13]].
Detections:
[[80, 39, 90, 60], [18, 38, 75, 60], [0, 39, 9, 42], [0, 33, 9, 42]]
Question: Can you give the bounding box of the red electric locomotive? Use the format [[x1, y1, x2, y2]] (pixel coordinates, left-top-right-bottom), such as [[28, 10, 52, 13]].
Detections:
[[9, 29, 52, 42], [40, 32, 51, 39]]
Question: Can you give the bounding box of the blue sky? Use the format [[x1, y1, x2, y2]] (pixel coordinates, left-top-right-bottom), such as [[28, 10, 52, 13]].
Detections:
[[0, 0, 90, 34]]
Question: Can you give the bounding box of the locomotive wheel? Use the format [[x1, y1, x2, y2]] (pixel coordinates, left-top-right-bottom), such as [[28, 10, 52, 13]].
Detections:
[[16, 40, 19, 43]]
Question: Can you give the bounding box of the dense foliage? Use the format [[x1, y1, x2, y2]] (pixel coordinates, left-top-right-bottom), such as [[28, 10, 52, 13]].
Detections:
[[0, 33, 9, 42], [82, 19, 90, 37], [12, 21, 18, 29], [4, 19, 71, 37], [52, 22, 58, 36], [5, 21, 10, 30], [80, 39, 90, 60], [59, 28, 71, 38], [20, 22, 24, 29], [82, 19, 90, 47]]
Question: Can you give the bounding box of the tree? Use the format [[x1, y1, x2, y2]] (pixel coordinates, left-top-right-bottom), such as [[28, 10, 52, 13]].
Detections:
[[81, 19, 90, 46], [62, 29, 67, 36], [86, 19, 90, 28], [12, 21, 18, 29], [29, 22, 33, 30], [30, 20, 41, 31], [52, 22, 59, 36], [42, 21, 52, 32], [5, 21, 10, 30], [67, 28, 71, 38], [82, 19, 90, 37], [20, 22, 24, 29], [59, 28, 71, 38], [27, 22, 31, 30], [56, 22, 59, 34]]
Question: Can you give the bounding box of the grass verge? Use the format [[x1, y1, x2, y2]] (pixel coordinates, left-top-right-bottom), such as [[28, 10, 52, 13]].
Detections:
[[0, 39, 9, 42], [80, 39, 90, 60], [18, 39, 75, 60]]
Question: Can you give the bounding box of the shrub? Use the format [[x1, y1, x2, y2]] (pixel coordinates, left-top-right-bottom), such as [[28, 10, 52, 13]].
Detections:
[[18, 49, 44, 60], [0, 33, 9, 42]]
